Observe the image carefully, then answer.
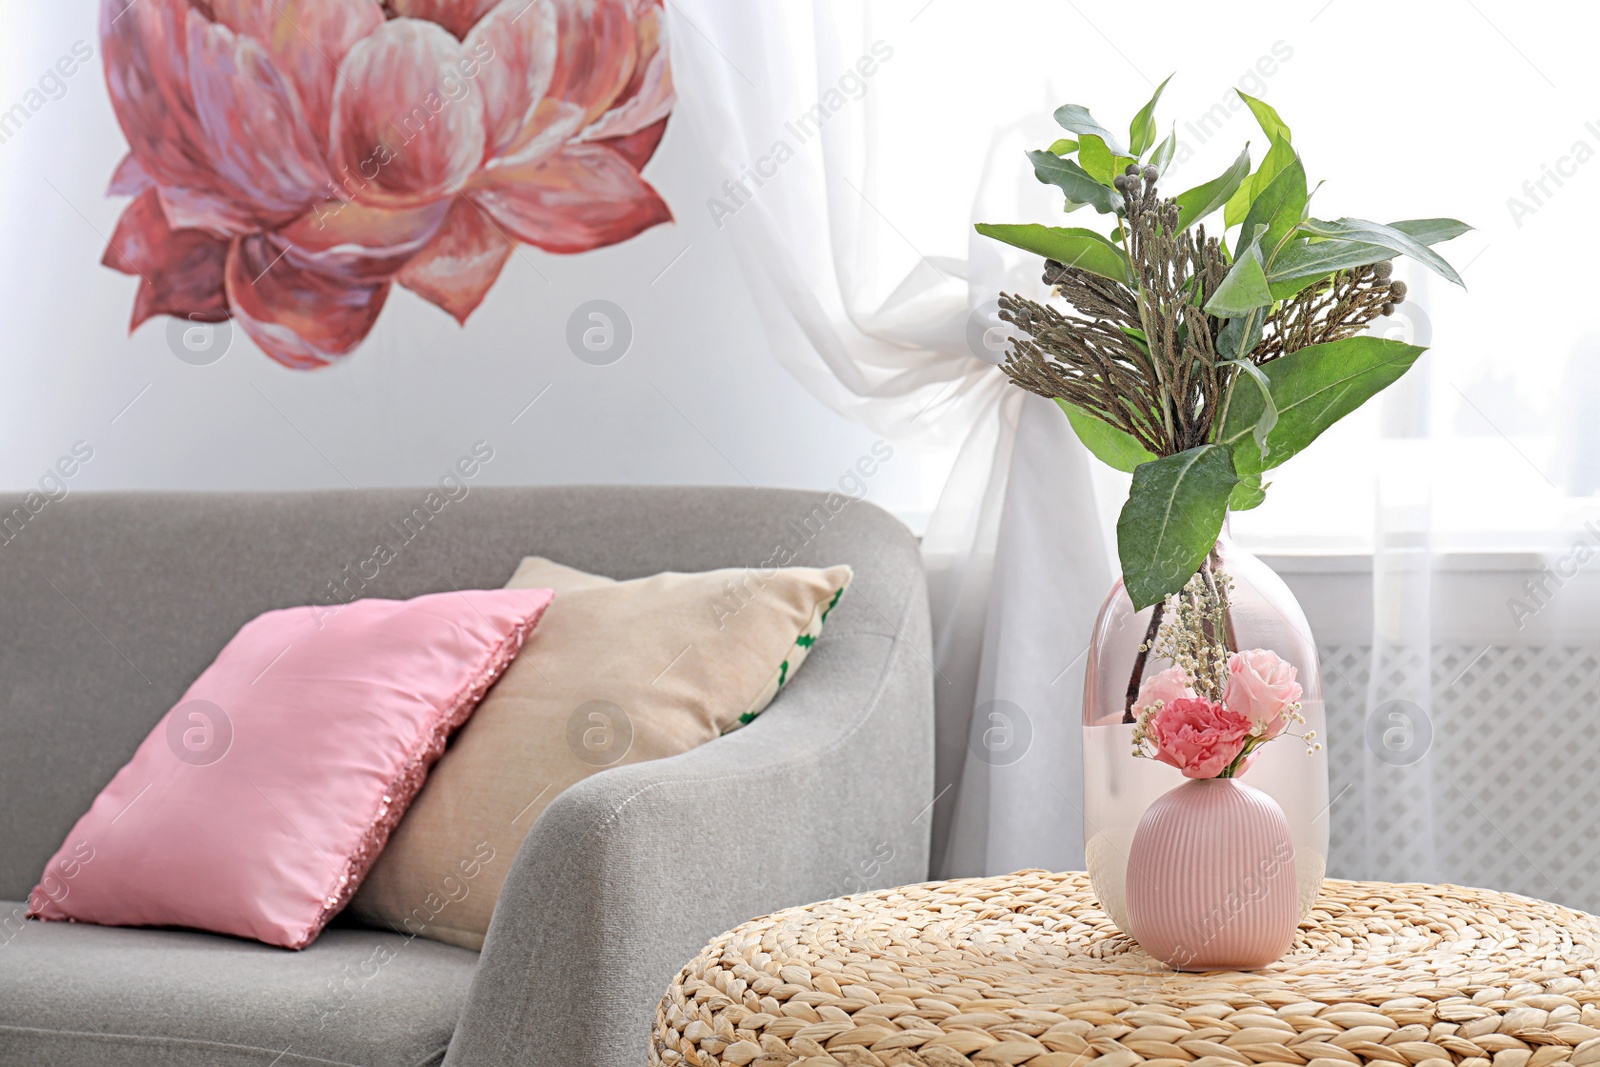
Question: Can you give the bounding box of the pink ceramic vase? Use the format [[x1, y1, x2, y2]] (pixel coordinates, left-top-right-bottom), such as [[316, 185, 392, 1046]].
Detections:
[[1125, 778, 1300, 971]]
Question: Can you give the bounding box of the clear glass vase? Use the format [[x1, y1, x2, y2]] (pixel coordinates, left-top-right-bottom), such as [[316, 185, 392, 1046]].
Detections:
[[1081, 530, 1328, 935]]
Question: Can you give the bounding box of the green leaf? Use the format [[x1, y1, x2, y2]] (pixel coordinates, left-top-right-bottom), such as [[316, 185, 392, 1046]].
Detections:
[[1053, 103, 1126, 155], [1241, 151, 1307, 267], [1078, 134, 1138, 185], [1296, 217, 1467, 287], [1229, 473, 1267, 511], [1217, 335, 1427, 476], [1220, 358, 1278, 461], [1385, 217, 1473, 245], [1266, 218, 1473, 298], [1026, 150, 1124, 215], [1215, 309, 1263, 363], [1173, 145, 1251, 230], [1117, 445, 1240, 610], [1224, 132, 1294, 228], [1236, 90, 1291, 144], [1056, 399, 1156, 472], [1205, 226, 1272, 317], [1047, 138, 1079, 156], [1148, 129, 1177, 175], [1077, 134, 1115, 183], [973, 223, 1130, 283], [1129, 74, 1173, 156], [1220, 95, 1292, 230]]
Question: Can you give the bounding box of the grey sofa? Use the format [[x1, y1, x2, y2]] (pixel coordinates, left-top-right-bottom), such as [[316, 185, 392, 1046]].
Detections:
[[0, 486, 934, 1067]]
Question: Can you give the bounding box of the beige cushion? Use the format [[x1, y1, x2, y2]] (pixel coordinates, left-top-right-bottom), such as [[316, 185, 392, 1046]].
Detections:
[[348, 558, 852, 949]]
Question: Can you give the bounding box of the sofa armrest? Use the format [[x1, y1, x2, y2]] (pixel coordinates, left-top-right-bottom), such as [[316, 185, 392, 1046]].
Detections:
[[442, 588, 933, 1067]]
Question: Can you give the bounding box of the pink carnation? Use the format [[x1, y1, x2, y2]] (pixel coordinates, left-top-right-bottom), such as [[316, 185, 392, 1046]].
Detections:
[[1134, 666, 1195, 716], [1224, 649, 1302, 740], [1146, 697, 1251, 779]]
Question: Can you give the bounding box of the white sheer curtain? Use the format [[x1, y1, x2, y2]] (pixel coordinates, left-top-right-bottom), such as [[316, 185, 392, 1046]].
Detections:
[[669, 0, 1115, 875], [671, 0, 1600, 906]]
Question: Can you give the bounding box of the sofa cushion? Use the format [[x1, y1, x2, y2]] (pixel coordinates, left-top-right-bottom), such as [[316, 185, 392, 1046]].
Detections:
[[27, 588, 553, 950], [25, 591, 550, 953], [349, 557, 852, 949], [0, 902, 475, 1066]]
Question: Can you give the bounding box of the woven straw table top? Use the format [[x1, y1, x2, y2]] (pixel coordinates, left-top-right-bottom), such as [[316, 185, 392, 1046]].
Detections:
[[651, 870, 1600, 1067]]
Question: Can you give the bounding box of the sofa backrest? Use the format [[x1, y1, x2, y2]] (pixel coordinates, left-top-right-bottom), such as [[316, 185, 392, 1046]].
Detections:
[[0, 485, 917, 900]]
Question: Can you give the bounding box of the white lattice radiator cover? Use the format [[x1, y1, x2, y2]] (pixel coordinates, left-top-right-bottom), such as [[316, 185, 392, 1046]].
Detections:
[[1319, 643, 1600, 914]]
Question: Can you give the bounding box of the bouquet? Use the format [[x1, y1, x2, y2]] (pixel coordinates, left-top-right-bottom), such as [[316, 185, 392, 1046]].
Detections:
[[976, 80, 1469, 736], [1128, 567, 1316, 779]]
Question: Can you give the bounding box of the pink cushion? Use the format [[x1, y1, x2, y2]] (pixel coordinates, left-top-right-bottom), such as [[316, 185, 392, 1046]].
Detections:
[[28, 588, 553, 949]]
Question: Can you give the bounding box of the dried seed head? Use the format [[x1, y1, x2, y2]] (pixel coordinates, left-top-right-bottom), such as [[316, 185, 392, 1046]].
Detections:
[[1372, 260, 1394, 280], [1389, 280, 1408, 302]]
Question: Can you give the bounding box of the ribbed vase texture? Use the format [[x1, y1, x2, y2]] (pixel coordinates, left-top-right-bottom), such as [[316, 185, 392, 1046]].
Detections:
[[1125, 778, 1299, 971]]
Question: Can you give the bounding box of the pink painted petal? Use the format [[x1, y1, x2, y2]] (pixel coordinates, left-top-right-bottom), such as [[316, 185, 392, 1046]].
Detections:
[[100, 0, 280, 233], [101, 0, 233, 200], [544, 0, 638, 127], [158, 184, 266, 236], [225, 235, 390, 369], [277, 198, 452, 281], [470, 142, 669, 253], [591, 115, 667, 172], [330, 18, 488, 208], [397, 198, 514, 322], [389, 0, 502, 39], [107, 152, 154, 197], [484, 98, 587, 172], [579, 2, 673, 144], [465, 0, 558, 162], [187, 17, 332, 217], [207, 0, 386, 144], [103, 190, 231, 330]]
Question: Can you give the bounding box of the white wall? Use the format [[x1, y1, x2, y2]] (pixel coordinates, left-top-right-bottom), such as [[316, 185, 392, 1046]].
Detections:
[[0, 4, 935, 525]]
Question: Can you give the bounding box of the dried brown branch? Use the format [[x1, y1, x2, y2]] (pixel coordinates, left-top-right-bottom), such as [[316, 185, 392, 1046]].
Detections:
[[997, 166, 1238, 457], [996, 177, 1413, 461], [1256, 263, 1408, 362], [998, 287, 1168, 455]]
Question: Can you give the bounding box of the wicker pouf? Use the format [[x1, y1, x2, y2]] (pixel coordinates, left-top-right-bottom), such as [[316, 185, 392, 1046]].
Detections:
[[651, 870, 1600, 1067]]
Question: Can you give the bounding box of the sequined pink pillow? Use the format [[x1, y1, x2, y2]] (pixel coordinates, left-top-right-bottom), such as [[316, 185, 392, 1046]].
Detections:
[[28, 588, 553, 949]]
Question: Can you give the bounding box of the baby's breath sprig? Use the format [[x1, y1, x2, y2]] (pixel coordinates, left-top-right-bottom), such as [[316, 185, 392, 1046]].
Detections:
[[1130, 710, 1151, 758], [1218, 702, 1320, 778], [1147, 565, 1234, 702]]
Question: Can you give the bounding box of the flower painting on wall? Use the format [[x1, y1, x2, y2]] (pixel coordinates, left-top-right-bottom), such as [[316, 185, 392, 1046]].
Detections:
[[99, 0, 675, 369]]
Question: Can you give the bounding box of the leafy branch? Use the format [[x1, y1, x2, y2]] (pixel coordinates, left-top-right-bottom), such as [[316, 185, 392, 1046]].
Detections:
[[975, 80, 1469, 716], [976, 80, 1470, 615]]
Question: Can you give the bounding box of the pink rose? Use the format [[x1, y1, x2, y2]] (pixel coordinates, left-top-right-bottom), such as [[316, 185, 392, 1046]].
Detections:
[[1134, 667, 1196, 716], [1224, 649, 1303, 739], [1146, 697, 1251, 779]]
